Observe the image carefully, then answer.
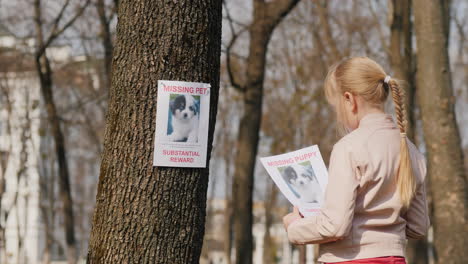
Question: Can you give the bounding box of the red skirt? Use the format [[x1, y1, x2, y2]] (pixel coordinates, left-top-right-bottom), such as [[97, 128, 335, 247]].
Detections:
[[325, 256, 406, 264]]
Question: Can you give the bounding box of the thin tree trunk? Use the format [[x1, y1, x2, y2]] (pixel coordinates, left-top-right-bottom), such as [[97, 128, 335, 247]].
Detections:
[[389, 2, 428, 262], [298, 245, 306, 264], [262, 182, 278, 264], [35, 54, 77, 264], [96, 0, 114, 90], [224, 147, 234, 264], [86, 0, 222, 263], [389, 0, 416, 141], [33, 0, 89, 262], [0, 84, 12, 263], [231, 1, 300, 264], [413, 1, 467, 263], [224, 199, 234, 264]]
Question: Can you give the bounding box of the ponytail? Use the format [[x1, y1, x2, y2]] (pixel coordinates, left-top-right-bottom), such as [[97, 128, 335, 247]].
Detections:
[[387, 78, 416, 209]]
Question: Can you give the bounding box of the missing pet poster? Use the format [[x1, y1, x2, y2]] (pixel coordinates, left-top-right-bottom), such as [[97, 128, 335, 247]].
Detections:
[[260, 145, 328, 217], [153, 80, 210, 167]]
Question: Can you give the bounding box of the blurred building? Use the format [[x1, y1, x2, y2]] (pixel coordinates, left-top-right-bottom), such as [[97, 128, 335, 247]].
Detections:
[[0, 24, 100, 264]]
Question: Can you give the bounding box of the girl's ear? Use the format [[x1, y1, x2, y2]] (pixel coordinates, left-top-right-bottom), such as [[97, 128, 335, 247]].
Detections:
[[343, 91, 358, 113]]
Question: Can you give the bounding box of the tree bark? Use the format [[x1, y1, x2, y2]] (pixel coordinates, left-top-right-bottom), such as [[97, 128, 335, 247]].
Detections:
[[262, 182, 278, 264], [413, 1, 467, 263], [86, 0, 222, 263], [389, 2, 428, 262], [230, 1, 299, 264], [96, 0, 114, 90]]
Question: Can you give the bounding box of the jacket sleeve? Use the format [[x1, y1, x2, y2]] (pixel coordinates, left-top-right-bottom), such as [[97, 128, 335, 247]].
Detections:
[[405, 158, 430, 239], [287, 141, 360, 244]]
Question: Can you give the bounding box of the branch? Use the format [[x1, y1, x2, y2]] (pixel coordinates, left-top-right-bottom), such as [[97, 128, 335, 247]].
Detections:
[[221, 47, 247, 61], [49, 0, 72, 38], [453, 15, 466, 59], [367, 0, 390, 57], [223, 0, 247, 92], [265, 0, 300, 26], [314, 0, 341, 61], [36, 0, 91, 58]]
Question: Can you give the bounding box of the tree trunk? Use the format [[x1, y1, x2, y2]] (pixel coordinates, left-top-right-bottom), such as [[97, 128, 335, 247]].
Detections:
[[35, 55, 78, 264], [389, 0, 416, 141], [298, 245, 306, 264], [33, 1, 78, 261], [33, 0, 91, 261], [389, 1, 428, 263], [262, 182, 278, 264], [224, 199, 234, 264], [413, 1, 467, 263], [86, 0, 222, 263], [96, 0, 114, 90], [231, 1, 299, 264]]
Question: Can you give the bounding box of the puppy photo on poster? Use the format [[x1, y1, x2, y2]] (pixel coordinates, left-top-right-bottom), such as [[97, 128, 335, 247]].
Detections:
[[153, 80, 210, 168], [278, 161, 323, 205], [260, 145, 328, 217], [166, 93, 201, 143]]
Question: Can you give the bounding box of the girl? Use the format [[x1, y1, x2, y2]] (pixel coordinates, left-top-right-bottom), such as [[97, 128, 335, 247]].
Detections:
[[283, 57, 430, 264]]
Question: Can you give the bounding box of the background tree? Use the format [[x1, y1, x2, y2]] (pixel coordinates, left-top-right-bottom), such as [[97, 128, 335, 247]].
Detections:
[[225, 1, 301, 263], [33, 0, 90, 262], [413, 0, 468, 263], [389, 1, 428, 262], [86, 0, 222, 263], [95, 0, 117, 92]]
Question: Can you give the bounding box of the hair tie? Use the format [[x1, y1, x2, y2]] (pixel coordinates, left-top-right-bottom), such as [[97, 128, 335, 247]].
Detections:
[[384, 75, 391, 84], [400, 132, 406, 138]]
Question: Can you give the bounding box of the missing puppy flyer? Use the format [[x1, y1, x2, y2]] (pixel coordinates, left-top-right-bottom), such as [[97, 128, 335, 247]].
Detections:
[[153, 80, 211, 168], [260, 145, 329, 217]]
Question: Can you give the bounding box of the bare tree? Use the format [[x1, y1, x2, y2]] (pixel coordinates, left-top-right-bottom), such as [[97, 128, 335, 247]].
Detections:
[[95, 0, 117, 91], [389, 2, 428, 262], [0, 81, 13, 263], [224, 1, 301, 263], [33, 0, 91, 263], [413, 0, 467, 263], [86, 0, 222, 262], [389, 0, 416, 140], [262, 181, 278, 264]]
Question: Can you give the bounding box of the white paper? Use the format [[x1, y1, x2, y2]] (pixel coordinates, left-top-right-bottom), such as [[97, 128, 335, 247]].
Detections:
[[153, 80, 210, 168], [260, 145, 328, 217]]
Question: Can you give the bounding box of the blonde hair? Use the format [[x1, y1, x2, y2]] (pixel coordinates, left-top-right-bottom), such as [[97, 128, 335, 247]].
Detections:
[[324, 57, 416, 208]]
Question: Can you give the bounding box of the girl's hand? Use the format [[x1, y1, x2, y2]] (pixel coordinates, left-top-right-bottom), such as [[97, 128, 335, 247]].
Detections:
[[283, 206, 303, 230]]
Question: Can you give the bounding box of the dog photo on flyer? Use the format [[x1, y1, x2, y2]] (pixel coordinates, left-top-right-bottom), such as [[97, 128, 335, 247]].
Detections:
[[260, 145, 328, 217], [153, 80, 210, 168]]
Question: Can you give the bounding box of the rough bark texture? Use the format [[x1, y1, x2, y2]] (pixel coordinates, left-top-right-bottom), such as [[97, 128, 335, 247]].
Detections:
[[389, 2, 428, 263], [231, 1, 299, 264], [413, 0, 468, 263], [86, 0, 222, 263]]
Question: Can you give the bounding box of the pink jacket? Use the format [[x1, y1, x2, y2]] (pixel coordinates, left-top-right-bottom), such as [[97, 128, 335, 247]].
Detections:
[[287, 113, 430, 262]]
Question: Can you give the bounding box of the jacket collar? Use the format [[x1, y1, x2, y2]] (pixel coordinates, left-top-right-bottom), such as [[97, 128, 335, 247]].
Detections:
[[358, 112, 397, 129]]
